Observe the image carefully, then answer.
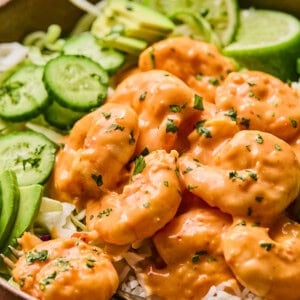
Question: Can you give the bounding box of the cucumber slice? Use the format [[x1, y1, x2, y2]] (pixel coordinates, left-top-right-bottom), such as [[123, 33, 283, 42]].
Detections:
[[0, 170, 20, 248], [0, 131, 56, 186], [44, 55, 109, 112], [63, 32, 125, 74], [2, 184, 43, 252], [44, 100, 85, 130], [0, 64, 49, 121]]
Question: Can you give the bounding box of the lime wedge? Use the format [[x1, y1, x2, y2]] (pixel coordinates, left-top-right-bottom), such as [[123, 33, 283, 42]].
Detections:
[[223, 9, 300, 81], [141, 0, 239, 46]]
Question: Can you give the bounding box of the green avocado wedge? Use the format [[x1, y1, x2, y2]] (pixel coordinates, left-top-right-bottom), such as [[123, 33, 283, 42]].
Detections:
[[2, 184, 43, 252], [0, 170, 20, 249]]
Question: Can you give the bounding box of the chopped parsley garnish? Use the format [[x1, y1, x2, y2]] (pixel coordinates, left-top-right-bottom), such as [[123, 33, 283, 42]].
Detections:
[[26, 250, 48, 265], [133, 155, 146, 175], [86, 258, 96, 268], [183, 166, 193, 174], [39, 271, 57, 291], [140, 147, 149, 156], [193, 94, 204, 111], [139, 91, 147, 101], [229, 171, 245, 181], [166, 118, 178, 133], [102, 112, 111, 119], [274, 144, 282, 151], [191, 250, 208, 263], [224, 108, 237, 121], [149, 47, 156, 67], [91, 174, 103, 186], [259, 242, 274, 251], [248, 171, 258, 181], [195, 120, 212, 138], [236, 220, 247, 226], [163, 180, 169, 187], [208, 77, 219, 86], [106, 124, 125, 132], [97, 208, 113, 218], [256, 134, 264, 144], [240, 117, 250, 129], [290, 118, 298, 128], [187, 184, 198, 190], [129, 130, 135, 144], [143, 202, 150, 208]]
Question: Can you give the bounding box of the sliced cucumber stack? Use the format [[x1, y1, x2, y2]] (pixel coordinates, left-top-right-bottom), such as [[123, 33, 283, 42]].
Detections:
[[44, 55, 109, 112]]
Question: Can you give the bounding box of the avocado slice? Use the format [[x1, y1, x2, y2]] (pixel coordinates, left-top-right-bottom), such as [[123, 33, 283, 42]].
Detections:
[[2, 184, 43, 251], [0, 170, 20, 249]]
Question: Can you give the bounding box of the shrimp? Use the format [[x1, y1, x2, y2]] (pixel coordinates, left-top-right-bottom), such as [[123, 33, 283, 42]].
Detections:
[[223, 216, 300, 300], [215, 70, 300, 141], [138, 37, 236, 103], [139, 204, 239, 299], [12, 233, 119, 300], [85, 150, 182, 246], [109, 69, 216, 154], [178, 117, 300, 224], [51, 102, 139, 206]]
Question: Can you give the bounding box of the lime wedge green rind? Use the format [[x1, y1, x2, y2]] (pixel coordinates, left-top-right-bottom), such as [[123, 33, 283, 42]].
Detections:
[[223, 9, 300, 81]]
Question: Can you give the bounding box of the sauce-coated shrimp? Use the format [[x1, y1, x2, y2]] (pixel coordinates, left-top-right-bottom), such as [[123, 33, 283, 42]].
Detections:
[[51, 102, 139, 206], [12, 233, 119, 300], [109, 69, 215, 154], [139, 37, 236, 103], [223, 216, 300, 300], [86, 150, 182, 245], [215, 70, 300, 141], [178, 119, 300, 223], [140, 205, 238, 299]]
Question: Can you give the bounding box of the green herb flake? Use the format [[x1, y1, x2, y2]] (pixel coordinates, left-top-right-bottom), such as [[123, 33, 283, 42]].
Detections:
[[248, 171, 258, 181], [106, 124, 125, 132], [139, 91, 147, 101], [259, 242, 274, 251], [193, 94, 204, 111], [191, 250, 208, 263], [97, 208, 113, 219], [150, 48, 156, 68], [169, 104, 182, 113], [229, 171, 245, 181], [274, 144, 282, 151], [26, 250, 48, 265], [91, 174, 103, 186], [207, 256, 217, 263], [183, 166, 193, 174], [245, 145, 251, 152], [166, 119, 178, 133], [248, 90, 255, 97], [196, 73, 203, 80], [255, 196, 264, 202], [86, 258, 96, 269], [236, 220, 247, 226], [208, 77, 219, 86], [290, 118, 298, 128], [19, 278, 25, 288], [187, 184, 198, 190], [129, 130, 135, 145], [247, 82, 256, 87], [140, 147, 149, 156], [133, 155, 146, 175], [39, 271, 57, 291], [256, 134, 264, 144], [224, 108, 237, 121], [195, 120, 212, 138], [163, 180, 169, 187], [240, 117, 250, 129], [102, 112, 111, 119]]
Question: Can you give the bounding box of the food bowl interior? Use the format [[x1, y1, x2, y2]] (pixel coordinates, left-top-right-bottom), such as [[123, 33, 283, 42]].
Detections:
[[0, 0, 300, 299]]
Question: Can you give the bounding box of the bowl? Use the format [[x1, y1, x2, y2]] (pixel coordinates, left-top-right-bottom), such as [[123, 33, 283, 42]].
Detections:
[[0, 0, 299, 299]]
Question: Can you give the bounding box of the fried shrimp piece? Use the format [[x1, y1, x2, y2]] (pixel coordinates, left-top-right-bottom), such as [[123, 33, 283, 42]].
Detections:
[[138, 37, 236, 103], [12, 233, 119, 300], [140, 205, 239, 300], [109, 69, 216, 154], [178, 119, 300, 224], [51, 102, 139, 206], [86, 150, 182, 245], [215, 70, 300, 141], [223, 216, 300, 300]]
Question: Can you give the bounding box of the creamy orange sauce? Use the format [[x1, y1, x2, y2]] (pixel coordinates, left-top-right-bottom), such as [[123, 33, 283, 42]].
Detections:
[[14, 37, 300, 300]]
